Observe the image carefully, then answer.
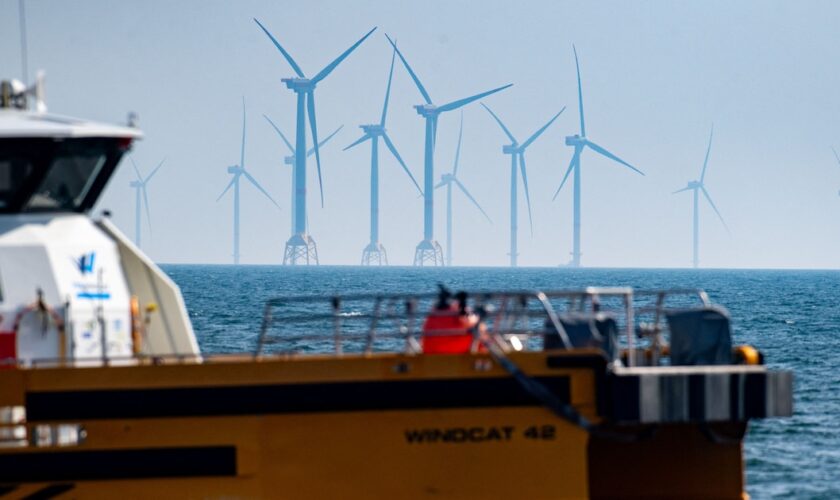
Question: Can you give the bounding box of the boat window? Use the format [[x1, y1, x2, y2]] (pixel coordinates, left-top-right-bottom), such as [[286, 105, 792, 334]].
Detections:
[[0, 157, 36, 210], [24, 150, 107, 211], [0, 137, 130, 213]]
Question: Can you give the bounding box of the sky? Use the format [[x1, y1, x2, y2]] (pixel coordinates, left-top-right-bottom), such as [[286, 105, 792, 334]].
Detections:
[[1, 0, 839, 268]]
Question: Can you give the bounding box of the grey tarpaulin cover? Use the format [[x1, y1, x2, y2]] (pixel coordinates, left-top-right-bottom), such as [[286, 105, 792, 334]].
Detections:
[[666, 307, 732, 365], [544, 313, 617, 360]]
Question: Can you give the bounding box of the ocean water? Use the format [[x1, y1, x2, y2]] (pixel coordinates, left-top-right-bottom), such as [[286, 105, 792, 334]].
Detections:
[[163, 265, 839, 499]]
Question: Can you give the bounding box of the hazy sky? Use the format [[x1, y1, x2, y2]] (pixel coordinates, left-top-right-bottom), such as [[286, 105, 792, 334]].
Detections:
[[2, 0, 839, 268]]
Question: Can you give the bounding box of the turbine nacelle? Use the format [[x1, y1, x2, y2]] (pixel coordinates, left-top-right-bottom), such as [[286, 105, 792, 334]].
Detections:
[[686, 180, 702, 190], [227, 165, 243, 174], [413, 104, 440, 118], [281, 78, 315, 92], [565, 134, 585, 146], [129, 180, 142, 188], [502, 144, 519, 155], [284, 156, 294, 165], [440, 173, 455, 184], [360, 124, 385, 136]]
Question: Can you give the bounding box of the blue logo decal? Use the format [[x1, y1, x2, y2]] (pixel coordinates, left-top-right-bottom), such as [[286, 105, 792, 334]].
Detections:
[[76, 292, 111, 300], [76, 252, 95, 274]]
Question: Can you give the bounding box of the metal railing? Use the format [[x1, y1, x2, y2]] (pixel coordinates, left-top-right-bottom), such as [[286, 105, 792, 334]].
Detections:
[[252, 287, 714, 365], [1, 288, 713, 369]]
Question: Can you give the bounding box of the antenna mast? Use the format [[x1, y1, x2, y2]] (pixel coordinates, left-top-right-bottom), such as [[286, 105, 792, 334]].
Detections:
[[19, 0, 29, 84]]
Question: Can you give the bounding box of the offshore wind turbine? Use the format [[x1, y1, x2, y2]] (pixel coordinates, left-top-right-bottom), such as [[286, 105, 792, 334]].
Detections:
[[128, 157, 164, 248], [552, 45, 644, 267], [263, 115, 342, 234], [255, 19, 376, 265], [344, 44, 423, 266], [482, 103, 565, 267], [217, 98, 280, 265], [385, 34, 512, 266], [435, 112, 491, 266], [673, 126, 729, 268]]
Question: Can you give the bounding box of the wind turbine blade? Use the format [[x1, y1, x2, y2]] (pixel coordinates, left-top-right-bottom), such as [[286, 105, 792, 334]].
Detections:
[[383, 132, 423, 196], [700, 124, 714, 183], [309, 124, 343, 155], [343, 133, 371, 152], [453, 111, 464, 176], [585, 139, 644, 176], [519, 154, 534, 236], [307, 92, 324, 208], [833, 147, 840, 166], [142, 185, 152, 233], [701, 186, 729, 233], [216, 176, 236, 202], [312, 27, 377, 84], [438, 84, 513, 113], [144, 158, 165, 183], [434, 179, 448, 189], [573, 44, 585, 137], [385, 34, 432, 104], [263, 114, 294, 154], [242, 170, 281, 210], [129, 156, 143, 181], [672, 186, 693, 194], [240, 96, 246, 169], [521, 107, 566, 149], [253, 19, 306, 78], [381, 43, 396, 127], [454, 178, 492, 224], [552, 149, 579, 201], [480, 102, 516, 144]]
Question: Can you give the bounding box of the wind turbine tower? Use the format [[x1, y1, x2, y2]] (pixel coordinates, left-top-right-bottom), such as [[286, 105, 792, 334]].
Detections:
[[128, 157, 164, 248], [344, 44, 423, 265], [386, 34, 512, 266], [255, 19, 376, 265], [436, 112, 492, 266], [482, 103, 565, 267], [673, 125, 728, 268], [263, 115, 342, 237], [552, 46, 645, 267], [217, 98, 280, 265]]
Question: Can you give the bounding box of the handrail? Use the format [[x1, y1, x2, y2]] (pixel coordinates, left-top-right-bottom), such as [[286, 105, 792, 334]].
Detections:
[[534, 292, 573, 350], [254, 287, 642, 359], [5, 288, 715, 368]]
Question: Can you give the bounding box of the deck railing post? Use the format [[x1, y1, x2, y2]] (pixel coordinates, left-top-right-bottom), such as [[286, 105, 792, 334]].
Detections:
[[331, 296, 343, 355], [364, 297, 382, 355], [254, 301, 274, 357], [625, 291, 635, 367]]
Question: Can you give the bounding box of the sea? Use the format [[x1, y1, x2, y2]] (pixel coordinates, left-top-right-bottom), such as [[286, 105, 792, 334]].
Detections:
[[163, 264, 839, 499]]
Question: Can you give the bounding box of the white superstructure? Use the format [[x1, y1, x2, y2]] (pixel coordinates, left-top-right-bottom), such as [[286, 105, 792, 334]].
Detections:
[[0, 77, 198, 364]]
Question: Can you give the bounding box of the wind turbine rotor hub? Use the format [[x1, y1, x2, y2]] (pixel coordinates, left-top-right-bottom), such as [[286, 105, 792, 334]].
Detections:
[[414, 104, 439, 117], [281, 78, 315, 92], [565, 135, 584, 146], [129, 180, 142, 188], [688, 180, 701, 189], [284, 156, 294, 165], [360, 124, 384, 135], [502, 144, 518, 154], [227, 165, 242, 174]]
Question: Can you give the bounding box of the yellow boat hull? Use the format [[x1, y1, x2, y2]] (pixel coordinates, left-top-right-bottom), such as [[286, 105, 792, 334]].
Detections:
[[0, 351, 764, 499]]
